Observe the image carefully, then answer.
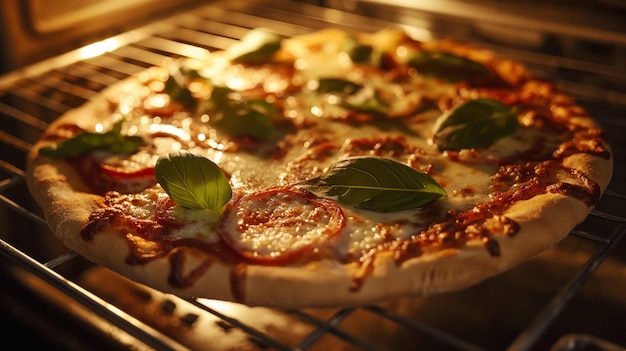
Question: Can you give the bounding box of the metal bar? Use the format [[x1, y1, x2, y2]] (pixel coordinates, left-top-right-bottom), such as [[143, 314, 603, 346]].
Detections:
[[505, 225, 626, 351], [0, 238, 188, 351], [0, 129, 36, 153], [1, 86, 72, 115], [23, 76, 98, 102], [570, 230, 612, 244], [290, 308, 385, 351], [111, 45, 171, 67], [44, 250, 79, 269], [364, 305, 488, 351], [0, 101, 49, 131], [82, 54, 145, 77], [56, 63, 121, 88], [135, 36, 212, 60], [0, 193, 48, 226], [590, 210, 626, 223], [186, 298, 296, 351]]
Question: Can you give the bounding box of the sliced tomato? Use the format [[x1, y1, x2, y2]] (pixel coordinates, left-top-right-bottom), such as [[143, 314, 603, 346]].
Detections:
[[218, 186, 346, 264], [98, 162, 155, 178]]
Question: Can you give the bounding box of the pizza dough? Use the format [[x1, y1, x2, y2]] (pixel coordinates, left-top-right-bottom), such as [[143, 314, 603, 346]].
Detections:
[[27, 28, 612, 308]]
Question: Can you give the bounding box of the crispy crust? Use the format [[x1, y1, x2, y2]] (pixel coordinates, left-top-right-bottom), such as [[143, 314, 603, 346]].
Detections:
[[27, 30, 613, 308]]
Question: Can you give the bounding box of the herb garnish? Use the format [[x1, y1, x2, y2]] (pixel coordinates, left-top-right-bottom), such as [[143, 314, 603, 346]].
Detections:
[[226, 28, 283, 64], [164, 65, 197, 110], [314, 78, 388, 116], [39, 121, 145, 158], [316, 78, 362, 95], [408, 51, 490, 82], [342, 35, 374, 64], [300, 156, 446, 212], [431, 98, 518, 151], [199, 86, 277, 141], [155, 151, 232, 211], [164, 68, 277, 141]]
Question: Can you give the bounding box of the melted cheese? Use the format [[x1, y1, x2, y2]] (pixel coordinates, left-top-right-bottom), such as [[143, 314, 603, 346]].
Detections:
[[95, 31, 561, 262]]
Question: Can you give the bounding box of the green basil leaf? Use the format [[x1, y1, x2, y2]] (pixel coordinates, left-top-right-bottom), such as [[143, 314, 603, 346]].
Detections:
[[300, 157, 446, 213], [343, 87, 388, 115], [195, 83, 277, 141], [249, 98, 278, 115], [210, 86, 236, 108], [39, 121, 145, 158], [432, 98, 518, 151], [196, 85, 235, 115], [214, 107, 275, 141], [342, 35, 374, 64], [108, 135, 146, 154], [165, 75, 195, 109], [227, 28, 283, 64], [155, 151, 232, 211], [408, 51, 489, 82], [316, 78, 362, 94], [344, 96, 387, 115], [165, 66, 197, 109]]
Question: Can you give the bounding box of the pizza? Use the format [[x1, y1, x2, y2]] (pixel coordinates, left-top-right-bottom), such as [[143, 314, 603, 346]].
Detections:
[[27, 28, 612, 308]]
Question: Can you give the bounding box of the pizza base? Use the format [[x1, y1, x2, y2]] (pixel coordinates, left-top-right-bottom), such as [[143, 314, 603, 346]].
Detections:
[[27, 32, 613, 309], [28, 140, 609, 308]]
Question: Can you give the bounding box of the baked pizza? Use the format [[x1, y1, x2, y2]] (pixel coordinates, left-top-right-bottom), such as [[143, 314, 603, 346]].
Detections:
[[27, 28, 612, 308]]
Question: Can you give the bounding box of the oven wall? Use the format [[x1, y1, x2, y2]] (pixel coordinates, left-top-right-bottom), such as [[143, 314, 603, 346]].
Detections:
[[0, 0, 207, 74]]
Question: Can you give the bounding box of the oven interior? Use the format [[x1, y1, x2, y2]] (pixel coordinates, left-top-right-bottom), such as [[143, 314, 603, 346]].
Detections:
[[1, 1, 626, 350]]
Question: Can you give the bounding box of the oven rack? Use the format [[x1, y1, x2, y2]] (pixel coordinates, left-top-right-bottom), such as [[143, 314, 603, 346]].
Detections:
[[1, 1, 625, 350]]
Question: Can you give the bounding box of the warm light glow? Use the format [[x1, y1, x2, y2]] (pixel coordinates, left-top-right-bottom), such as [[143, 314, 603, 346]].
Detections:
[[146, 94, 170, 109], [310, 106, 323, 117], [226, 76, 246, 90], [196, 298, 241, 315], [78, 38, 121, 60], [148, 124, 190, 141]]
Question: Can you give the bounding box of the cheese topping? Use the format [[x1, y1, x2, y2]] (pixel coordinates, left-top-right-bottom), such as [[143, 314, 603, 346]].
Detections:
[[66, 29, 609, 285]]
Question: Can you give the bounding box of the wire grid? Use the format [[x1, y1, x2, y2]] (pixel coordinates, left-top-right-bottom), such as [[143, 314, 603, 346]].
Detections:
[[1, 1, 625, 350]]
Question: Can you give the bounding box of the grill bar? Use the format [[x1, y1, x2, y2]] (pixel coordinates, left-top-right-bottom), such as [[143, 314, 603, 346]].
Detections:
[[185, 298, 295, 351], [0, 239, 185, 351], [292, 308, 382, 351], [1, 1, 626, 350], [364, 305, 488, 351], [506, 225, 626, 351]]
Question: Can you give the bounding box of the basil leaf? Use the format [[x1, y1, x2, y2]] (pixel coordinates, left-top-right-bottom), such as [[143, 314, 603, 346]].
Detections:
[[300, 157, 446, 213], [214, 107, 275, 141], [227, 28, 283, 64], [39, 121, 145, 158], [342, 35, 374, 64], [408, 51, 489, 82], [155, 151, 232, 211], [249, 98, 278, 115], [316, 78, 362, 94], [210, 89, 277, 140], [313, 78, 387, 116], [432, 98, 518, 151], [343, 86, 388, 116], [165, 65, 198, 109], [165, 75, 195, 109], [345, 95, 387, 115], [210, 86, 236, 109]]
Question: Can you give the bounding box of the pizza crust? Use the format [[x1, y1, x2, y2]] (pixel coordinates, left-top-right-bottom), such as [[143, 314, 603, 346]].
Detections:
[[27, 142, 612, 308], [28, 142, 606, 308], [26, 29, 613, 309]]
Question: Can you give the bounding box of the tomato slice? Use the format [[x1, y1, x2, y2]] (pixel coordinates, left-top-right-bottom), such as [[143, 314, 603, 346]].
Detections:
[[98, 162, 155, 178], [92, 151, 157, 193], [218, 186, 346, 264]]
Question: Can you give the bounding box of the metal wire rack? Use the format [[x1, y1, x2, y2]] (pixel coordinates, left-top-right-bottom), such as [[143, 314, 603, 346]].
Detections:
[[1, 1, 626, 350]]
